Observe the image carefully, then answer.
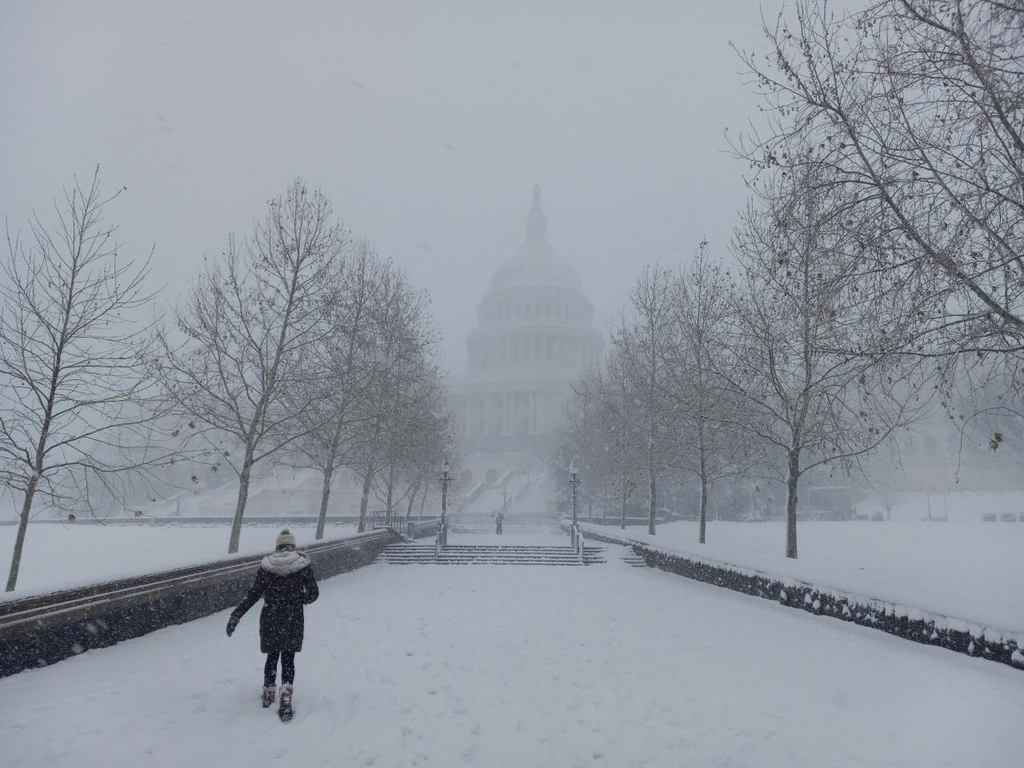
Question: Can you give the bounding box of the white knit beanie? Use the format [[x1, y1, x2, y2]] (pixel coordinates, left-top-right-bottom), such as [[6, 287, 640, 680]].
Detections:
[[275, 528, 296, 550]]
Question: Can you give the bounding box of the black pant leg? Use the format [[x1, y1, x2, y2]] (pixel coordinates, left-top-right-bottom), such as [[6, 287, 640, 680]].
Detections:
[[264, 652, 280, 687], [281, 652, 296, 685]]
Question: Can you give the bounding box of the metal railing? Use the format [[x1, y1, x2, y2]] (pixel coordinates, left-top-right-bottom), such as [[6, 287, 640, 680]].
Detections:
[[371, 509, 407, 529]]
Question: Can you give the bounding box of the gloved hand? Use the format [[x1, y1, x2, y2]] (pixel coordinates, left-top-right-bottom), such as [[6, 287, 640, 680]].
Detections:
[[226, 615, 239, 637]]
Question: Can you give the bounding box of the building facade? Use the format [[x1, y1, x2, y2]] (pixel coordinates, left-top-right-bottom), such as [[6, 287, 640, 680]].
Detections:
[[448, 186, 604, 454]]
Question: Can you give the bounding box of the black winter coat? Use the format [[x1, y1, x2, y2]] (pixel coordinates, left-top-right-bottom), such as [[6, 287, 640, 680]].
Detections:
[[231, 550, 319, 653]]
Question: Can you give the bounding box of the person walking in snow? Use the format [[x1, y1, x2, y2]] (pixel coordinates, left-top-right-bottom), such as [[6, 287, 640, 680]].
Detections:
[[226, 529, 319, 721], [494, 508, 504, 535]]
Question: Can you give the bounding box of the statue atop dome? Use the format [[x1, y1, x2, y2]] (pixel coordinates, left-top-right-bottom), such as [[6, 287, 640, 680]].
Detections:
[[524, 183, 547, 247], [490, 186, 581, 292]]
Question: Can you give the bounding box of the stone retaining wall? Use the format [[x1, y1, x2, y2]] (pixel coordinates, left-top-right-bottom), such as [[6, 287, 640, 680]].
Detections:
[[577, 525, 1024, 671]]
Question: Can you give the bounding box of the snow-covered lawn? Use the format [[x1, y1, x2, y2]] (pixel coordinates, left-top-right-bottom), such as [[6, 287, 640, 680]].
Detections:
[[0, 522, 359, 598], [858, 487, 1024, 523], [1, 537, 1020, 767], [582, 519, 1024, 633]]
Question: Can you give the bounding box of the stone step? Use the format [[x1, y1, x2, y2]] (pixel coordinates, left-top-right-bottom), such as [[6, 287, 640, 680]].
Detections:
[[425, 548, 606, 552], [386, 561, 604, 566], [382, 557, 598, 561], [381, 554, 606, 562], [382, 557, 606, 563], [622, 555, 650, 568], [376, 543, 606, 566], [381, 553, 595, 559], [383, 547, 604, 554]]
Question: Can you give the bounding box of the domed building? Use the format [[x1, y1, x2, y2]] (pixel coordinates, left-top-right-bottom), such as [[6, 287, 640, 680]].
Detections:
[[449, 186, 604, 454]]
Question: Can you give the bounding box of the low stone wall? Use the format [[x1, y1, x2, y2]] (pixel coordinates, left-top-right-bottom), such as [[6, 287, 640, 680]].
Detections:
[[576, 525, 1024, 671], [584, 517, 666, 527], [0, 531, 397, 678]]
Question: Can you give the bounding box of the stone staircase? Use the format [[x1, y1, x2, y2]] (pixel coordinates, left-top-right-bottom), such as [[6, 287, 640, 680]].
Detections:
[[448, 517, 558, 534], [377, 543, 606, 566], [621, 550, 651, 568]]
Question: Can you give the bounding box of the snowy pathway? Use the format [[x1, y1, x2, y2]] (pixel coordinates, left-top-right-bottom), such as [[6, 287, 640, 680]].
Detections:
[[2, 536, 1021, 767]]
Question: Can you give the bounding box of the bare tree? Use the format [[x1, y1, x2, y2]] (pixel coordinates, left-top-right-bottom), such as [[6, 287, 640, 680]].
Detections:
[[283, 242, 386, 539], [153, 180, 345, 553], [559, 367, 605, 520], [398, 384, 455, 529], [371, 363, 444, 520], [613, 267, 679, 535], [374, 372, 454, 528], [737, 0, 1024, 361], [343, 267, 437, 533], [1, 170, 156, 590], [597, 353, 647, 529], [660, 242, 755, 544], [941, 357, 1024, 481], [723, 160, 924, 558]]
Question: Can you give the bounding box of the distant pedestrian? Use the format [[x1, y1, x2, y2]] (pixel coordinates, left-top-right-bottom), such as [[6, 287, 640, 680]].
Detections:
[[495, 509, 504, 535], [226, 529, 319, 722]]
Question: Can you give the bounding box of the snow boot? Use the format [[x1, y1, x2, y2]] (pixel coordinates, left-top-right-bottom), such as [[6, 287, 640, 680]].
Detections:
[[261, 686, 276, 708], [278, 684, 294, 722]]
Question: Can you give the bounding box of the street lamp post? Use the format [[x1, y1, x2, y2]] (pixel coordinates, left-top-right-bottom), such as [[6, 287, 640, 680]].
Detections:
[[569, 460, 580, 545], [439, 459, 451, 547]]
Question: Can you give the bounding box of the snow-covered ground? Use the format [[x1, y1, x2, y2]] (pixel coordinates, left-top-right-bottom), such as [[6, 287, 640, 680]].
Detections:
[[857, 487, 1024, 523], [458, 484, 506, 516], [0, 522, 358, 598], [582, 519, 1024, 633], [1, 535, 1020, 767]]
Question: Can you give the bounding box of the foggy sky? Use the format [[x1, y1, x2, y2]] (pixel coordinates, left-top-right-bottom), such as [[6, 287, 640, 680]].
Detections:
[[1, 0, 804, 372]]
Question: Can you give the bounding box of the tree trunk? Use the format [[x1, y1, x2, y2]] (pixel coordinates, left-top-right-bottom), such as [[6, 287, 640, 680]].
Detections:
[[405, 476, 422, 528], [699, 460, 708, 545], [697, 418, 708, 543], [357, 461, 375, 533], [785, 447, 800, 559], [5, 476, 40, 592], [228, 450, 255, 554], [648, 457, 657, 536], [418, 485, 427, 520], [620, 486, 628, 530], [315, 427, 344, 540], [315, 461, 335, 540], [385, 464, 395, 525]]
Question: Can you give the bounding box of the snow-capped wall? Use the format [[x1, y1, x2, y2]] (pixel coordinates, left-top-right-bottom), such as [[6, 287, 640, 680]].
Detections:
[[576, 525, 1024, 671], [0, 529, 406, 678]]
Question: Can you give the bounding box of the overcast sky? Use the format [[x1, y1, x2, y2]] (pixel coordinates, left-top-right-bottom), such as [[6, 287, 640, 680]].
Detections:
[[1, 0, 811, 372]]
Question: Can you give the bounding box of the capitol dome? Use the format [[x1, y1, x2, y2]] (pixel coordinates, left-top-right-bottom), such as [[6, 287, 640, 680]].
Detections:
[[489, 185, 582, 293], [448, 185, 605, 454]]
